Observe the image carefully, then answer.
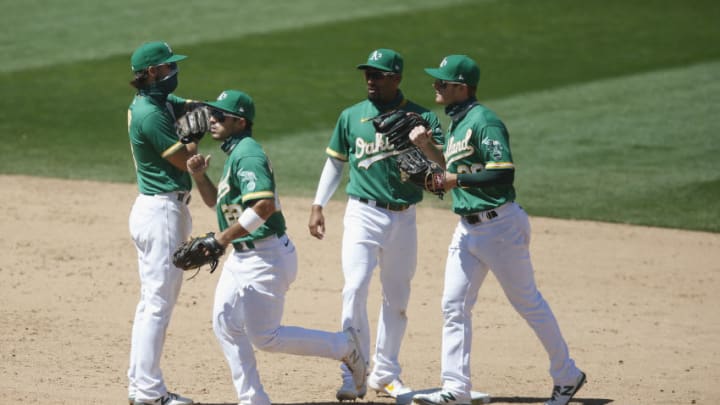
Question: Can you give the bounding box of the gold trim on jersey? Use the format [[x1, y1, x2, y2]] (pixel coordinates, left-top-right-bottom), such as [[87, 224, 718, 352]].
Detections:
[[161, 141, 184, 158], [241, 191, 275, 203], [485, 162, 515, 169], [326, 147, 348, 161]]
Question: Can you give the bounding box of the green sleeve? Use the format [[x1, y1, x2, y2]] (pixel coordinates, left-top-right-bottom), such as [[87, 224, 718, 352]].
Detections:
[[421, 110, 444, 146], [141, 110, 179, 155], [237, 155, 276, 205], [477, 124, 515, 170], [167, 94, 188, 117], [326, 111, 350, 161]]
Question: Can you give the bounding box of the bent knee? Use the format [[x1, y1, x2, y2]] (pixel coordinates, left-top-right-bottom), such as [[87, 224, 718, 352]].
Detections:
[[248, 330, 281, 352]]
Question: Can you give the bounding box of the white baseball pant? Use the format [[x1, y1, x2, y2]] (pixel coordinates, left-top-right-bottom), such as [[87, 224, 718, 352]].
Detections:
[[127, 192, 192, 402], [213, 234, 351, 405], [340, 198, 417, 385], [440, 202, 581, 398]]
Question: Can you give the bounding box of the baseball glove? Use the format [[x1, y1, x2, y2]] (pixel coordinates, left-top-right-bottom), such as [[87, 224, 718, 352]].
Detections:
[[372, 109, 429, 151], [397, 147, 445, 198], [172, 232, 226, 273], [176, 105, 212, 144]]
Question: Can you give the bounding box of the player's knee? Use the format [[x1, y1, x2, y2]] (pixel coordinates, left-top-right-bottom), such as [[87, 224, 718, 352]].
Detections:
[[213, 308, 243, 340], [248, 329, 281, 352], [441, 297, 467, 320], [509, 291, 548, 320]]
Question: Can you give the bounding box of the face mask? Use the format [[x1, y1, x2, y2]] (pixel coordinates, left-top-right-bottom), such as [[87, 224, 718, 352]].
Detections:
[[155, 70, 178, 94]]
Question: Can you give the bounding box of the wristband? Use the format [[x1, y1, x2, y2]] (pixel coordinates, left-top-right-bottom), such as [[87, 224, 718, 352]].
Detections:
[[238, 208, 266, 233]]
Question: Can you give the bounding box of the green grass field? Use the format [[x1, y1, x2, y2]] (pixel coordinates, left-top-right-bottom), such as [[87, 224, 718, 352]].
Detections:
[[1, 0, 718, 232]]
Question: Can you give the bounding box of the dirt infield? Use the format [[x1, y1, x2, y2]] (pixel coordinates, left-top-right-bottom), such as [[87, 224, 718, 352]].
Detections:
[[1, 175, 718, 404]]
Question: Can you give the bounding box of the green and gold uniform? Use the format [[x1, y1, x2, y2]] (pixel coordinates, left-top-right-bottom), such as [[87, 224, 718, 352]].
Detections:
[[215, 133, 286, 246], [417, 54, 584, 405], [443, 100, 516, 214], [128, 93, 190, 194], [327, 91, 443, 205]]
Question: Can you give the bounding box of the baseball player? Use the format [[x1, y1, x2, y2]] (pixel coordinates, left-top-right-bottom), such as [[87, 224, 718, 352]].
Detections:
[[126, 41, 200, 405], [308, 49, 443, 401], [409, 55, 586, 405], [186, 90, 367, 405]]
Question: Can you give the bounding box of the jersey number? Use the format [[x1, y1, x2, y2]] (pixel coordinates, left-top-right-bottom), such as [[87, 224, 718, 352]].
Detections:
[[221, 203, 243, 224], [456, 163, 484, 174]]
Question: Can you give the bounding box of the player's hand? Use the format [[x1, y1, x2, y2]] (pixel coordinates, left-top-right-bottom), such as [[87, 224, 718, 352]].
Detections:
[[308, 205, 326, 240], [409, 125, 432, 148], [187, 154, 211, 176], [443, 172, 458, 191]]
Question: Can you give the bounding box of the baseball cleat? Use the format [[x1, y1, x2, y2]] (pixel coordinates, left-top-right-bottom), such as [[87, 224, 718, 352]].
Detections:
[[336, 378, 367, 401], [545, 371, 586, 405], [342, 327, 368, 391], [413, 390, 471, 405], [369, 377, 412, 398], [133, 391, 193, 405]]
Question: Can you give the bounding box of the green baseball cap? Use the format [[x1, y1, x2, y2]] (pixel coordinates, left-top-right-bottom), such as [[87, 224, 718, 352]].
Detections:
[[424, 55, 480, 86], [131, 41, 187, 72], [356, 48, 403, 74], [205, 90, 256, 122]]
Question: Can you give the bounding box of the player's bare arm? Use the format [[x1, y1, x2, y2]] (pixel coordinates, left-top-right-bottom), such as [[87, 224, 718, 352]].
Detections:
[[216, 198, 275, 246], [165, 142, 197, 171], [187, 154, 217, 208]]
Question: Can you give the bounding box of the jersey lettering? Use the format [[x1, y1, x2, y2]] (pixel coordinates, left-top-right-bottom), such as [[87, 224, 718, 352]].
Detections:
[[217, 171, 231, 202], [127, 109, 138, 170], [220, 203, 242, 224], [355, 133, 398, 169], [445, 128, 475, 167]]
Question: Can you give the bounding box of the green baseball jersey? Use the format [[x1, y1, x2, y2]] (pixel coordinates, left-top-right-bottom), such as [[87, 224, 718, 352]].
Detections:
[[127, 93, 191, 194], [216, 135, 286, 243], [444, 103, 516, 215], [327, 96, 443, 205]]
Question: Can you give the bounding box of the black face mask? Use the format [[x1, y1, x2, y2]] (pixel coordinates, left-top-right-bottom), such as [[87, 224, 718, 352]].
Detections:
[[155, 70, 178, 94]]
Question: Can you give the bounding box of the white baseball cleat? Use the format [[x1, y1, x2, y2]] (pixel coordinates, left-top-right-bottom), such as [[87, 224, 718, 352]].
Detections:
[[342, 327, 368, 391], [545, 372, 586, 405], [369, 377, 412, 398], [413, 390, 471, 405], [336, 377, 367, 401], [133, 391, 193, 405]]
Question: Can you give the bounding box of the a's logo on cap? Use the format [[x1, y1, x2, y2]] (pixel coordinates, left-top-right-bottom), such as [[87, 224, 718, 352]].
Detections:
[[164, 42, 173, 53], [218, 92, 228, 101], [458, 74, 464, 80], [440, 57, 448, 67], [370, 50, 382, 61]]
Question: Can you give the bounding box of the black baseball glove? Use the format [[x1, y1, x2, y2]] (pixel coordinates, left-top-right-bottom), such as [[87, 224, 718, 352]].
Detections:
[[397, 147, 445, 199], [176, 105, 212, 144], [172, 232, 226, 273], [372, 109, 429, 151]]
